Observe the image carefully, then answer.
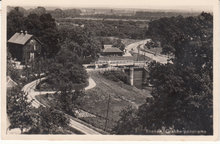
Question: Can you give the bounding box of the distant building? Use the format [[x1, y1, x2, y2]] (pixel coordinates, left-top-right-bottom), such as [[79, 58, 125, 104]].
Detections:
[[8, 30, 43, 65], [101, 45, 123, 56]]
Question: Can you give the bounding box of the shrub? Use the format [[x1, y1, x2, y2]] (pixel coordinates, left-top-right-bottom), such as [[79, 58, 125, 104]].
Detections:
[[102, 70, 129, 84]]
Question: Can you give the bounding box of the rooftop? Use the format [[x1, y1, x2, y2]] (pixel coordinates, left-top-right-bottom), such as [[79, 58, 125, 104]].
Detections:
[[8, 32, 33, 45], [7, 76, 17, 89], [102, 45, 123, 53], [98, 56, 135, 61]]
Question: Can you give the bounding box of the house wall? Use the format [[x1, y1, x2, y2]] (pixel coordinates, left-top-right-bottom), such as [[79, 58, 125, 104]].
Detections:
[[8, 43, 23, 61], [101, 52, 123, 56], [23, 38, 42, 64]]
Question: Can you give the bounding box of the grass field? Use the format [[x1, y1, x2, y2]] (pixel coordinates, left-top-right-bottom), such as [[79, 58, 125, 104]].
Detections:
[[35, 71, 152, 133], [78, 71, 152, 132]]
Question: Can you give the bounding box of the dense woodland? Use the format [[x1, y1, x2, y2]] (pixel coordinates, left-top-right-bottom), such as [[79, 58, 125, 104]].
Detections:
[[114, 12, 213, 135], [7, 6, 213, 135]]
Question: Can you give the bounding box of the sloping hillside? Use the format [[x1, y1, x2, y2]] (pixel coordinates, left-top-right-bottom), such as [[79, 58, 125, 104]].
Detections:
[[78, 71, 152, 132]]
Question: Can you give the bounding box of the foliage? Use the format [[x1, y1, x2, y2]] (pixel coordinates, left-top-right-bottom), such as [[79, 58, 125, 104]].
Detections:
[[27, 106, 70, 134], [58, 25, 102, 63], [7, 7, 60, 57], [29, 7, 46, 16], [57, 18, 148, 39], [25, 13, 60, 57], [7, 7, 25, 39], [102, 70, 129, 84], [53, 90, 85, 116], [147, 12, 213, 59], [145, 40, 159, 49], [112, 106, 138, 134], [78, 11, 200, 20], [114, 12, 213, 135], [98, 37, 125, 51], [46, 50, 88, 115], [112, 39, 125, 51], [48, 8, 81, 18], [48, 60, 88, 92], [7, 52, 20, 82], [7, 86, 34, 133]]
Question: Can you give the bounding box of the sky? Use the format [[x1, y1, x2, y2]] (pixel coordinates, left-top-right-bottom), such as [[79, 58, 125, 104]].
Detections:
[[4, 0, 215, 12]]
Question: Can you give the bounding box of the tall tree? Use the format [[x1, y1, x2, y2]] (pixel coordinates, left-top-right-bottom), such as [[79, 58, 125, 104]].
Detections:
[[114, 12, 213, 135], [58, 25, 102, 63], [7, 86, 34, 133], [27, 106, 70, 134], [7, 7, 25, 39], [46, 52, 88, 115]]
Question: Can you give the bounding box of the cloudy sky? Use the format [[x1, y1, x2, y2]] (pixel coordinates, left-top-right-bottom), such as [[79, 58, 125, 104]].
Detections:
[[4, 0, 215, 11]]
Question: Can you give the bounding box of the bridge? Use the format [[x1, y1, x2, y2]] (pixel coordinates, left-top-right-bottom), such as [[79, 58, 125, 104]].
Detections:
[[84, 59, 150, 87], [83, 60, 150, 69]]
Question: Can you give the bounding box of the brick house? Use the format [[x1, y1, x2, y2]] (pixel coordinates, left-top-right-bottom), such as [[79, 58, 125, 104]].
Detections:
[[7, 31, 43, 65]]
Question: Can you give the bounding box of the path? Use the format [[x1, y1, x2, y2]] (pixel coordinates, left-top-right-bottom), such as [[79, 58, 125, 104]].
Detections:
[[22, 75, 101, 135]]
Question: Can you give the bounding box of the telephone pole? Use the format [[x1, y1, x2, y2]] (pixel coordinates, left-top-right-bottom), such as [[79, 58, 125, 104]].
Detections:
[[104, 95, 111, 131]]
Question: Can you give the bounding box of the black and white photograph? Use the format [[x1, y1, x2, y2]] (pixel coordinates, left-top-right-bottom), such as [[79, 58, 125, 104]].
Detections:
[[1, 0, 219, 140]]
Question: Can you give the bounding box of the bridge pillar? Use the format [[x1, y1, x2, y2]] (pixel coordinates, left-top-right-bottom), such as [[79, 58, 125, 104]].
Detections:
[[129, 67, 134, 86], [95, 64, 98, 69]]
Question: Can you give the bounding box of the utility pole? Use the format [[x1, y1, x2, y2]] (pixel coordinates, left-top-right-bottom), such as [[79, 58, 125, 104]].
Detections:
[[137, 45, 140, 61], [104, 95, 111, 131]]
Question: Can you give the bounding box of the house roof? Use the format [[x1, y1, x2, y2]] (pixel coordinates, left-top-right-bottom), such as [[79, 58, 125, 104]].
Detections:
[[102, 45, 123, 53], [7, 76, 17, 89], [8, 32, 33, 45]]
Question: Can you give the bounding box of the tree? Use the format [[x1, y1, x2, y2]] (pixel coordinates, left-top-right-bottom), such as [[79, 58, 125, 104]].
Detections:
[[58, 25, 102, 63], [27, 106, 70, 134], [7, 7, 60, 57], [48, 8, 66, 18], [29, 7, 46, 16], [7, 86, 34, 133], [46, 52, 88, 115], [24, 14, 42, 37], [112, 106, 138, 134], [144, 13, 213, 134], [53, 90, 85, 116], [7, 51, 20, 82], [112, 39, 125, 51], [7, 7, 25, 39], [114, 13, 213, 135]]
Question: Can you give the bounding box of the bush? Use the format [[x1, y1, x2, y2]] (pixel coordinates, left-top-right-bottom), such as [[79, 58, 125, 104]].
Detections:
[[102, 70, 129, 84]]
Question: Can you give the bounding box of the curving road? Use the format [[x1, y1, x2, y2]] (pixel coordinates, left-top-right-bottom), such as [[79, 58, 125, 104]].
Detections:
[[22, 76, 100, 135], [124, 39, 169, 64]]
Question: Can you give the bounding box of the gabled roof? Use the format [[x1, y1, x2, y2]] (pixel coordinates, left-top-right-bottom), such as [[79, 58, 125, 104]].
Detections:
[[8, 32, 33, 45], [102, 45, 123, 53]]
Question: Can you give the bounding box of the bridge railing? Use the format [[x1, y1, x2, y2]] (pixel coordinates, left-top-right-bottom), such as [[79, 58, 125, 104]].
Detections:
[[83, 60, 149, 69]]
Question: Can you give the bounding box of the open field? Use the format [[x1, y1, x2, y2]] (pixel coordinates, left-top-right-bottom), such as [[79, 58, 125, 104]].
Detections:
[[78, 71, 152, 132]]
